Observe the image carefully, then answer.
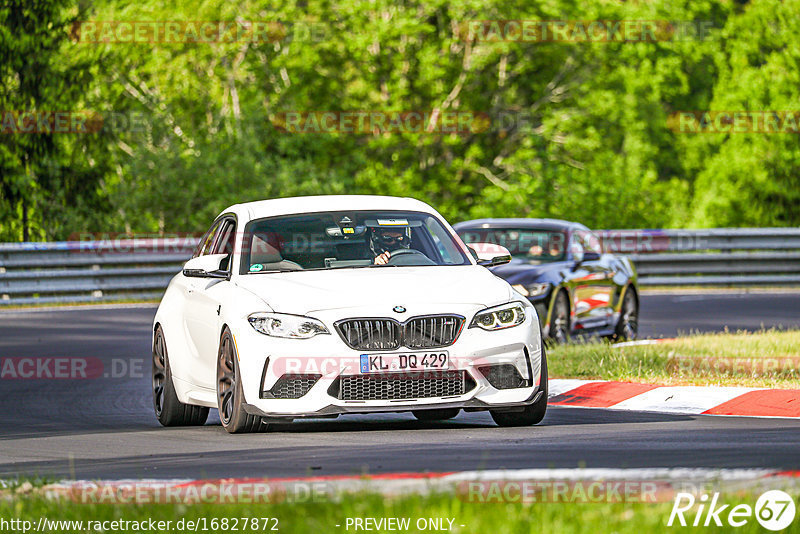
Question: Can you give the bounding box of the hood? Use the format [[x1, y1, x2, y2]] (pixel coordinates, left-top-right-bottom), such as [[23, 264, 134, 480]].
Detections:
[[234, 265, 513, 315], [490, 258, 570, 285]]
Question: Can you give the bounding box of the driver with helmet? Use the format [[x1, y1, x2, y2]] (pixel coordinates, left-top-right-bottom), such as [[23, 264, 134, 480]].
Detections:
[[371, 226, 412, 265]]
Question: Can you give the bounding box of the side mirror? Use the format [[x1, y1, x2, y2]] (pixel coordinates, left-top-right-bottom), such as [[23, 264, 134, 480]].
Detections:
[[183, 253, 230, 279], [467, 243, 513, 267], [572, 250, 600, 269]]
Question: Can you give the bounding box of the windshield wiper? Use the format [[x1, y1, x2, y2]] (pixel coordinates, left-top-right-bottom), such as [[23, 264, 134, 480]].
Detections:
[[300, 265, 375, 272]]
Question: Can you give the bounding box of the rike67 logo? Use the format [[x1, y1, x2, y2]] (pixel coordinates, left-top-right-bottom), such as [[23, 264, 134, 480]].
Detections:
[[668, 490, 796, 530]]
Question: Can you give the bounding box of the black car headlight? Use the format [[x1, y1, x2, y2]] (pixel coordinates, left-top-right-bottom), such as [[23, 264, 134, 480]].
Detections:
[[470, 302, 527, 331], [512, 283, 549, 298]]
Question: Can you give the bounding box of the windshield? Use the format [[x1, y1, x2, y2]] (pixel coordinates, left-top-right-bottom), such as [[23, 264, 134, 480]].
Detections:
[[458, 228, 567, 264], [240, 210, 471, 273]]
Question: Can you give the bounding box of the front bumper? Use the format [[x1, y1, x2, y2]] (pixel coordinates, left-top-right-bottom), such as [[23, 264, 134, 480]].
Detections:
[[232, 305, 544, 418]]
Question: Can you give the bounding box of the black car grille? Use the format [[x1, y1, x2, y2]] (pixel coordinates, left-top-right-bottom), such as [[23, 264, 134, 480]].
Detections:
[[329, 370, 474, 401], [477, 364, 529, 390], [404, 316, 464, 349], [335, 315, 464, 351], [336, 319, 401, 350], [262, 374, 322, 399]]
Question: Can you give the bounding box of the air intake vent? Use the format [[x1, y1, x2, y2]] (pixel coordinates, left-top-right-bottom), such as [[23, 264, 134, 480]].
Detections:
[[328, 370, 474, 401], [477, 364, 529, 390], [262, 374, 322, 399]]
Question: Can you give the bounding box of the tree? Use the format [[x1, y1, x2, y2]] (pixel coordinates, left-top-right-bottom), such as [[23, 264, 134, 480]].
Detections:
[[0, 0, 108, 241]]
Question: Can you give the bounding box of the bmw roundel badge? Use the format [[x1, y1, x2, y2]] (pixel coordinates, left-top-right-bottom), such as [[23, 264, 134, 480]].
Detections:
[[393, 305, 406, 313]]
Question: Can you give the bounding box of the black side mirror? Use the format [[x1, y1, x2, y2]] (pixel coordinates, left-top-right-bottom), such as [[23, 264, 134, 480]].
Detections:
[[582, 251, 601, 262], [183, 268, 229, 279], [477, 255, 512, 267], [467, 243, 512, 267]]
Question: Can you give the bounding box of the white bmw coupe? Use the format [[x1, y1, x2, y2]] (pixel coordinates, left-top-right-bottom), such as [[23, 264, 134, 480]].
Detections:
[[152, 195, 547, 432]]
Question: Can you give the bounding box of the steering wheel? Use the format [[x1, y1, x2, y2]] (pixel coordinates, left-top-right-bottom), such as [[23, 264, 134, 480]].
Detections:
[[386, 248, 435, 266]]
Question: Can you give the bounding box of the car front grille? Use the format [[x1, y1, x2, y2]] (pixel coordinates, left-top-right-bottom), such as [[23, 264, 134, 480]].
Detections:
[[262, 374, 322, 399], [404, 316, 464, 349], [329, 370, 474, 401], [335, 315, 464, 351], [336, 319, 401, 350]]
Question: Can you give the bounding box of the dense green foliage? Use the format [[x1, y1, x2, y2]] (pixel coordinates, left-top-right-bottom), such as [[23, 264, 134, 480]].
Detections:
[[1, 0, 798, 240]]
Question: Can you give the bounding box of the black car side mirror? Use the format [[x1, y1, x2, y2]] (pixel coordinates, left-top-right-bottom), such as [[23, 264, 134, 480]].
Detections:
[[467, 244, 512, 267], [477, 255, 513, 267], [572, 250, 601, 271]]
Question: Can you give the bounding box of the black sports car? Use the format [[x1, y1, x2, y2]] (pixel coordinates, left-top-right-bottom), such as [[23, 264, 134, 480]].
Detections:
[[454, 218, 639, 343]]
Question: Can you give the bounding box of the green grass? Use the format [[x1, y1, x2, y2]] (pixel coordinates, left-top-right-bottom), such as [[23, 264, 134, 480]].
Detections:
[[3, 490, 798, 534], [549, 329, 800, 388]]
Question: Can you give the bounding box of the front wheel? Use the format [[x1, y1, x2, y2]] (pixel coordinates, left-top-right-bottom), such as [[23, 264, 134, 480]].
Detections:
[[217, 328, 267, 433], [547, 290, 570, 344], [613, 288, 639, 341], [490, 348, 548, 427], [152, 326, 209, 426]]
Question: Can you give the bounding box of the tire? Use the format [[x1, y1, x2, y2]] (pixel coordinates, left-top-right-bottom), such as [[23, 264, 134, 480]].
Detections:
[[547, 290, 570, 344], [613, 288, 639, 342], [152, 326, 209, 426], [217, 328, 266, 433], [490, 347, 548, 427], [412, 408, 460, 421]]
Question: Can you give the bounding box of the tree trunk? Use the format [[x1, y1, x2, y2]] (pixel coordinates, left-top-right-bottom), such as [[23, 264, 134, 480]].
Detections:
[[22, 198, 29, 242]]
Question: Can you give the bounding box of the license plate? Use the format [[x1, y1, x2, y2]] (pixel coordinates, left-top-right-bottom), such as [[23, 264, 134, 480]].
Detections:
[[359, 352, 449, 373]]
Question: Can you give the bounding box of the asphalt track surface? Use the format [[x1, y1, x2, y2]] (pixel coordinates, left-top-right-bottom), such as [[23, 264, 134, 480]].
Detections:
[[0, 292, 799, 480]]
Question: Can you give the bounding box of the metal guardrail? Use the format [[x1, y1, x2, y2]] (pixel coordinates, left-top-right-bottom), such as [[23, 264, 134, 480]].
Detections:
[[0, 228, 798, 305], [0, 239, 197, 305], [596, 228, 800, 286]]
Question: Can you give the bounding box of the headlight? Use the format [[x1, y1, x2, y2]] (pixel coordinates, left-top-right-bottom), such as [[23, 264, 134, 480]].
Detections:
[[248, 312, 330, 339], [470, 302, 527, 331], [527, 283, 550, 297], [511, 283, 549, 298], [511, 284, 529, 296]]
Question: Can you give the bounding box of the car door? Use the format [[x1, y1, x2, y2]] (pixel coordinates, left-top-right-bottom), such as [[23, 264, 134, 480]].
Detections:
[[183, 217, 236, 390], [568, 229, 615, 329], [177, 219, 221, 363]]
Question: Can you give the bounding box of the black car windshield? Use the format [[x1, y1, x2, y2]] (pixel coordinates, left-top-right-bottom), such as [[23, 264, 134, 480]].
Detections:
[[240, 210, 471, 273], [459, 228, 567, 263]]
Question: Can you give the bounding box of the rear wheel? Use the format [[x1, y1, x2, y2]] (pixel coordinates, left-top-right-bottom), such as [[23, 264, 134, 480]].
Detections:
[[152, 326, 209, 426], [412, 408, 460, 421], [547, 291, 570, 344], [613, 289, 639, 341], [490, 348, 548, 427], [217, 328, 266, 433]]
